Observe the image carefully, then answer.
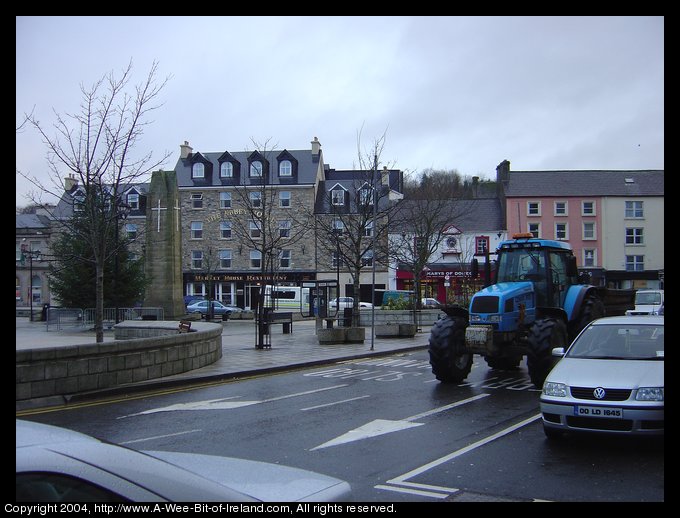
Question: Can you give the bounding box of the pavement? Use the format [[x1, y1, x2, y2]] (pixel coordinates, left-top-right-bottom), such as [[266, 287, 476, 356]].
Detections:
[[16, 317, 431, 408]]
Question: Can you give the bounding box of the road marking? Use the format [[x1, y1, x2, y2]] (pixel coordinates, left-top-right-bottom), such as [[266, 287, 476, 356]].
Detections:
[[310, 394, 490, 450], [301, 395, 371, 411], [120, 429, 202, 445], [375, 413, 543, 499], [118, 384, 348, 418]]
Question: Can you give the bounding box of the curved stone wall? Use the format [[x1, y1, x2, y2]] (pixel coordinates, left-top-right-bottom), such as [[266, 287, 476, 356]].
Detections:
[[16, 321, 222, 408]]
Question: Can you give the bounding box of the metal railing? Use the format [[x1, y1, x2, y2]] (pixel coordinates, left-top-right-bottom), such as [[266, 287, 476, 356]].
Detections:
[[45, 307, 164, 331]]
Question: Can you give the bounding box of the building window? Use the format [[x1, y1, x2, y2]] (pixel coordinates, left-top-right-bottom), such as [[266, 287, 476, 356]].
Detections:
[[279, 191, 291, 207], [192, 163, 205, 178], [125, 223, 138, 240], [361, 249, 374, 267], [250, 250, 262, 269], [331, 189, 345, 206], [279, 249, 291, 268], [527, 201, 541, 216], [219, 249, 232, 269], [250, 221, 261, 239], [332, 219, 344, 233], [625, 227, 644, 245], [191, 192, 203, 209], [191, 250, 203, 269], [220, 162, 233, 178], [250, 161, 263, 177], [554, 201, 567, 216], [528, 223, 540, 238], [220, 221, 232, 239], [475, 236, 489, 255], [625, 255, 644, 271], [625, 201, 644, 218], [582, 200, 595, 216], [583, 222, 596, 240], [279, 220, 291, 238], [583, 249, 596, 267], [359, 184, 374, 205], [249, 191, 262, 208], [191, 221, 203, 239], [126, 193, 139, 210], [279, 160, 292, 176], [555, 223, 568, 240], [220, 192, 232, 209], [364, 220, 373, 238]]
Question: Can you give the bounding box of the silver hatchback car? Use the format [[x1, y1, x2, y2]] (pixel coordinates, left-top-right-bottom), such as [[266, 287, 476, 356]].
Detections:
[[540, 315, 664, 439]]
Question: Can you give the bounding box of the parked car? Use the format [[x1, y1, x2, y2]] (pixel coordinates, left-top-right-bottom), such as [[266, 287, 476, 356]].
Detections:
[[186, 300, 242, 316], [184, 295, 205, 307], [16, 420, 351, 502], [540, 315, 664, 439], [421, 298, 443, 309], [625, 289, 664, 316], [328, 297, 373, 310]]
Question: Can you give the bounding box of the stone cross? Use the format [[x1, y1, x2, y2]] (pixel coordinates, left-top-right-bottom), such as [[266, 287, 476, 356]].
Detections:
[[151, 199, 167, 232]]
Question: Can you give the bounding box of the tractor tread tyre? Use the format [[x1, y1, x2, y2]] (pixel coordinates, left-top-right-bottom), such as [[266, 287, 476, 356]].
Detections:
[[428, 316, 472, 383], [527, 318, 568, 388], [571, 294, 605, 340]]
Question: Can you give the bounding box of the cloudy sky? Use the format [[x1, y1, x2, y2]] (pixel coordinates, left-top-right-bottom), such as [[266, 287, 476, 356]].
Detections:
[[16, 16, 664, 208]]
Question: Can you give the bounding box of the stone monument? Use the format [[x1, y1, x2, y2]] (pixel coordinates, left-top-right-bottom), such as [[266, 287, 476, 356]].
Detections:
[[144, 170, 185, 319]]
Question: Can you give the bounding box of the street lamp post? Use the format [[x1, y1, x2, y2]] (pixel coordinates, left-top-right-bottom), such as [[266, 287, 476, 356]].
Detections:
[[114, 200, 131, 324], [21, 244, 41, 322]]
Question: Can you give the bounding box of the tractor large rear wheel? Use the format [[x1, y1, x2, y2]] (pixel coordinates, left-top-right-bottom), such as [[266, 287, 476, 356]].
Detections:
[[428, 317, 472, 383], [527, 318, 567, 388]]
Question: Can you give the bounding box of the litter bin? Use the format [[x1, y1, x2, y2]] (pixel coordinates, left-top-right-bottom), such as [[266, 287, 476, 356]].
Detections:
[[343, 308, 353, 327]]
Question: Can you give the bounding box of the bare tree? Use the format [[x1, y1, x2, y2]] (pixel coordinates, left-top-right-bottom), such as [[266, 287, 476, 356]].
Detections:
[[229, 138, 314, 347], [310, 129, 402, 326], [19, 60, 171, 342]]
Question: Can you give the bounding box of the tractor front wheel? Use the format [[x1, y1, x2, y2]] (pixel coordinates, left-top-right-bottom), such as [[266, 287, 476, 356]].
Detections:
[[428, 316, 473, 383], [527, 318, 567, 388]]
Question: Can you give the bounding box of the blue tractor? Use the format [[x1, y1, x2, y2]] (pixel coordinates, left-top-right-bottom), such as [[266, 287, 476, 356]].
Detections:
[[428, 233, 634, 388]]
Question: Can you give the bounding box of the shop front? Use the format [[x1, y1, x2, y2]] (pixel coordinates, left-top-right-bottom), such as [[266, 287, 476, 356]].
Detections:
[[183, 271, 316, 310], [395, 263, 494, 306]]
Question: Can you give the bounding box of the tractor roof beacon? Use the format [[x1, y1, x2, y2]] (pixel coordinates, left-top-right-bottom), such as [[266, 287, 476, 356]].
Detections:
[[427, 233, 635, 388]]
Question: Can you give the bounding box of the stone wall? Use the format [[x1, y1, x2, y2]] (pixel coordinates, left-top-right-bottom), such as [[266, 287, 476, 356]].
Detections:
[[16, 321, 222, 408], [357, 309, 443, 326]]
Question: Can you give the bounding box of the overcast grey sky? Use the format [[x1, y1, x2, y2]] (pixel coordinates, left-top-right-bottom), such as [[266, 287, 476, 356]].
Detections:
[[16, 16, 664, 208]]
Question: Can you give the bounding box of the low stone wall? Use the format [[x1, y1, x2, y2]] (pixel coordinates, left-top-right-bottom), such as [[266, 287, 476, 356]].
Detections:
[[16, 321, 222, 406], [358, 309, 443, 326]]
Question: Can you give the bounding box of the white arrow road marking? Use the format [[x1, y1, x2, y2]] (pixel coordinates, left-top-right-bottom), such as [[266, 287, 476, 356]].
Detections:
[[118, 384, 348, 418], [310, 393, 490, 450]]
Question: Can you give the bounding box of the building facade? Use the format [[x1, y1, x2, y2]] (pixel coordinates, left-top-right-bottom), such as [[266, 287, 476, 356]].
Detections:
[[497, 160, 664, 289]]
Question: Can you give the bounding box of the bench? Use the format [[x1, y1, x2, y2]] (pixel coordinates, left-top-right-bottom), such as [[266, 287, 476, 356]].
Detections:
[[265, 312, 293, 334], [178, 320, 192, 333]]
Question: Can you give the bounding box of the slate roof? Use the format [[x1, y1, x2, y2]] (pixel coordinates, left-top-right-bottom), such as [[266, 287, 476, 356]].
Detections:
[[314, 168, 403, 213], [504, 169, 664, 197], [16, 213, 52, 230], [174, 149, 320, 188], [390, 198, 503, 233]]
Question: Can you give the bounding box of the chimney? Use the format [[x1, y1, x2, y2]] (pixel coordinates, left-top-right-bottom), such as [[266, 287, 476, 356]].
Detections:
[[381, 166, 390, 186], [64, 173, 78, 191], [311, 136, 321, 156], [180, 141, 193, 159]]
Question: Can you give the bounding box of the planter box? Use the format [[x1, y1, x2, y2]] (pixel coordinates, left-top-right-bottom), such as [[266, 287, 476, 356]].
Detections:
[[375, 323, 417, 338], [345, 327, 365, 343], [317, 328, 346, 344]]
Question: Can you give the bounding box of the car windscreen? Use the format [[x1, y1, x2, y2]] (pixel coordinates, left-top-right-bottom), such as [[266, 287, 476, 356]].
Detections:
[[566, 323, 664, 360]]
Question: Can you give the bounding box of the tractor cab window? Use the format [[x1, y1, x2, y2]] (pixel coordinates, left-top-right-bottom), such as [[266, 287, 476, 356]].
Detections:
[[497, 248, 548, 306]]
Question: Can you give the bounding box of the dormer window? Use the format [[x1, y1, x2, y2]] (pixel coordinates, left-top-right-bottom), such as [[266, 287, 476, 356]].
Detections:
[[250, 161, 263, 177], [126, 193, 139, 210], [279, 160, 292, 176], [220, 162, 233, 178], [331, 189, 345, 206], [192, 163, 205, 178], [359, 184, 374, 205]]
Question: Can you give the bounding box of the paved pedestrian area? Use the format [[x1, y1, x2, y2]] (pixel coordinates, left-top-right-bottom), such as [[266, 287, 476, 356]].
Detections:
[[16, 317, 431, 398]]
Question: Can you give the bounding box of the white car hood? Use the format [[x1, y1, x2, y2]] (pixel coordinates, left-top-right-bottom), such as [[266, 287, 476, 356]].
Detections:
[[145, 451, 350, 502], [549, 358, 664, 389]]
